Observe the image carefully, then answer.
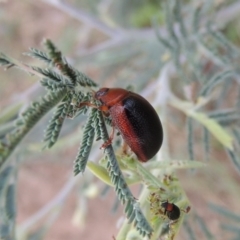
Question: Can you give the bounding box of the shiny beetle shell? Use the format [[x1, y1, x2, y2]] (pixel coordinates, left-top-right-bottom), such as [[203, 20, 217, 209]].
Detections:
[[95, 88, 163, 162], [161, 201, 180, 221]]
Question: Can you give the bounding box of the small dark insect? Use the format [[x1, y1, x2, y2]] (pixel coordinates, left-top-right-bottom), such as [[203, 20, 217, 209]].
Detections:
[[161, 200, 181, 221]]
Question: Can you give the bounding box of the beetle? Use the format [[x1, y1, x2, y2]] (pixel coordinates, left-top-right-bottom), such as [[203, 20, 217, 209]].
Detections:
[[95, 88, 163, 162], [161, 201, 180, 221]]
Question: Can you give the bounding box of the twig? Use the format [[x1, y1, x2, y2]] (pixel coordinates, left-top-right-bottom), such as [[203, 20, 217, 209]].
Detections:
[[41, 0, 123, 38]]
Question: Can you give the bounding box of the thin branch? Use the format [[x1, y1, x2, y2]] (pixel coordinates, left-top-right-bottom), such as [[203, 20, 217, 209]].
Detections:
[[41, 0, 123, 38]]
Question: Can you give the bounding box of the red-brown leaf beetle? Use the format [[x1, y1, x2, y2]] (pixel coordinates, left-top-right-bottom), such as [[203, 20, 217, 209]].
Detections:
[[95, 88, 163, 162]]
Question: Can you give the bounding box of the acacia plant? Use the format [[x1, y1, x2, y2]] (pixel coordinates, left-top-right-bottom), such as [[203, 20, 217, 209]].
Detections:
[[1, 0, 240, 240]]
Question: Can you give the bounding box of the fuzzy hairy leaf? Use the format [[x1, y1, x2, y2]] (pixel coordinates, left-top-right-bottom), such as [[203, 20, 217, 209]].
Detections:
[[70, 66, 98, 87], [73, 109, 96, 175], [40, 78, 73, 91], [32, 67, 69, 83], [44, 94, 72, 148], [0, 89, 67, 170], [26, 48, 51, 64], [96, 111, 153, 238]]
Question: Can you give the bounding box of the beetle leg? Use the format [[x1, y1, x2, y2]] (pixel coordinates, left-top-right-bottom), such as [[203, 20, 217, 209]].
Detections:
[[78, 102, 97, 108], [98, 105, 109, 113], [78, 102, 110, 116], [122, 142, 129, 155], [181, 205, 191, 213], [101, 126, 115, 149]]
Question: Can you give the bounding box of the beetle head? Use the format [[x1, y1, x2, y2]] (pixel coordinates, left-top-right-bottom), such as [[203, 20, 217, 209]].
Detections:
[[95, 88, 109, 101]]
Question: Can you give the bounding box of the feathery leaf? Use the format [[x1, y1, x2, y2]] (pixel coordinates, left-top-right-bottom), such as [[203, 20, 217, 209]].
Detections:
[[73, 109, 96, 175], [0, 89, 67, 170], [26, 48, 51, 64], [95, 111, 153, 238], [200, 70, 234, 97], [44, 94, 72, 148]]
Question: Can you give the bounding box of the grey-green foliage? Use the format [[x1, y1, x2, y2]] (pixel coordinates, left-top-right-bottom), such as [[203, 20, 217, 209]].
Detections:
[[0, 40, 96, 169], [199, 70, 234, 97], [74, 109, 96, 175], [44, 94, 73, 148], [0, 89, 68, 168], [0, 40, 154, 238], [154, 0, 240, 172], [152, 0, 240, 238], [25, 48, 52, 64], [207, 108, 240, 126], [0, 0, 240, 239]]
